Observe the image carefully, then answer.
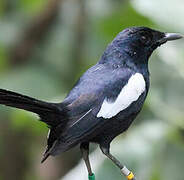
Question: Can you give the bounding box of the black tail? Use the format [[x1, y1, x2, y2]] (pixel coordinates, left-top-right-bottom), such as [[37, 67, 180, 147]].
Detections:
[[0, 89, 63, 127]]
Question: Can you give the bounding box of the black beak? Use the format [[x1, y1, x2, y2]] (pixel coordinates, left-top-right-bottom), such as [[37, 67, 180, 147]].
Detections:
[[158, 33, 183, 44]]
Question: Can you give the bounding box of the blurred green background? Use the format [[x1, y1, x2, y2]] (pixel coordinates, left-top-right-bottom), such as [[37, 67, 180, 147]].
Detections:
[[0, 0, 184, 180]]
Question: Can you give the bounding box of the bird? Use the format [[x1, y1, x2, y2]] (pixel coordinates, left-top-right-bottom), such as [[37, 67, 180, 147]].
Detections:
[[0, 27, 182, 180]]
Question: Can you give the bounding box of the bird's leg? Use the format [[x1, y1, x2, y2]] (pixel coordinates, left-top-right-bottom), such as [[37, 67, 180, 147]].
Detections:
[[80, 143, 95, 179], [100, 145, 136, 180]]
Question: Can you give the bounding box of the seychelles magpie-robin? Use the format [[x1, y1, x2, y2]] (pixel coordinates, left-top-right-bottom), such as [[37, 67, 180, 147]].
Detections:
[[0, 27, 182, 180]]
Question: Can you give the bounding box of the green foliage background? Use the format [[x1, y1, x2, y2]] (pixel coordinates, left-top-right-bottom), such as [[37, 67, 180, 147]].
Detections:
[[0, 0, 184, 180]]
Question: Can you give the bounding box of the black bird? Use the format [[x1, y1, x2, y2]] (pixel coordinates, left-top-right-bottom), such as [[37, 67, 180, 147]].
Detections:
[[0, 27, 182, 180]]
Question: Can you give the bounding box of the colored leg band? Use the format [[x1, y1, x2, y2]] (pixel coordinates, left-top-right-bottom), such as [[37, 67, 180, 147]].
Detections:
[[88, 173, 95, 180], [121, 166, 130, 176], [126, 172, 134, 180], [121, 166, 135, 180]]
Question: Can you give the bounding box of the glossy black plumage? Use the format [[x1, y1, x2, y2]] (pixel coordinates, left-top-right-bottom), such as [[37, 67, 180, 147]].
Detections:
[[44, 27, 162, 157], [0, 27, 182, 178]]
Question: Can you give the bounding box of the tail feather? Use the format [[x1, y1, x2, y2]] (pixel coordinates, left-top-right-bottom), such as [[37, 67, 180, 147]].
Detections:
[[0, 89, 63, 127], [0, 89, 69, 162]]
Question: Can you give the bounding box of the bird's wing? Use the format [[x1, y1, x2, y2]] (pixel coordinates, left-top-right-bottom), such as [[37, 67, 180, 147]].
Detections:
[[43, 92, 103, 159], [47, 64, 146, 156], [46, 94, 104, 156]]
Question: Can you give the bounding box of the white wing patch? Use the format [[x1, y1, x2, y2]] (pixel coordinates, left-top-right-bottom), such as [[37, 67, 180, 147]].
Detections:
[[97, 73, 146, 119], [47, 129, 51, 139]]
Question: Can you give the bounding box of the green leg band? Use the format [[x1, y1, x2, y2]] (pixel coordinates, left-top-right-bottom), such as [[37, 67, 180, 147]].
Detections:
[[88, 173, 95, 180]]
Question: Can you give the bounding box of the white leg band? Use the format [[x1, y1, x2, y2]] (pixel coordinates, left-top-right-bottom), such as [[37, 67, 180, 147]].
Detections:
[[121, 166, 130, 176]]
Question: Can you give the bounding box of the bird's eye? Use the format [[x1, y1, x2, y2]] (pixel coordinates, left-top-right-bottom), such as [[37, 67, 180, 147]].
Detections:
[[140, 34, 151, 46]]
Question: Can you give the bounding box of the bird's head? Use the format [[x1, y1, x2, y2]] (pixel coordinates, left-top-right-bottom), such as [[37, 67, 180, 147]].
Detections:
[[103, 27, 183, 65]]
